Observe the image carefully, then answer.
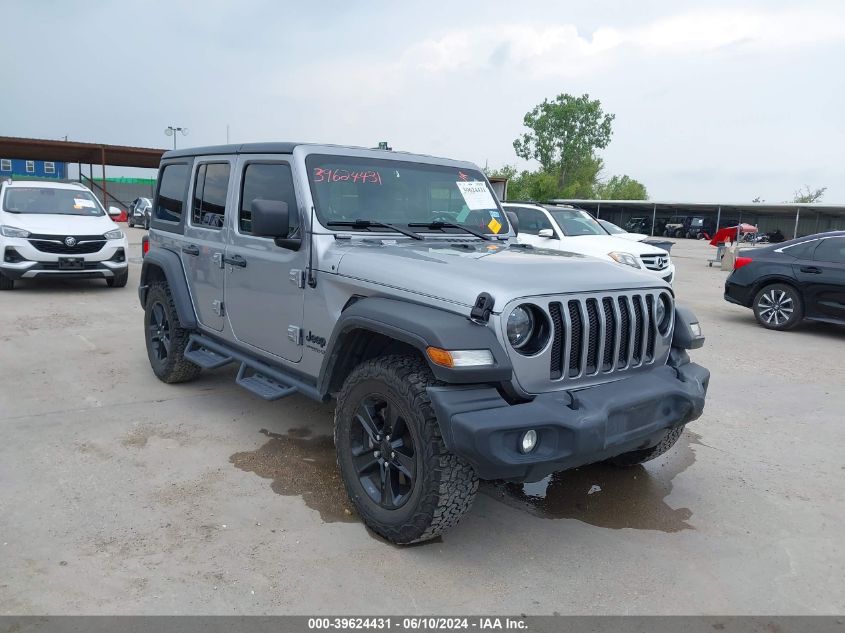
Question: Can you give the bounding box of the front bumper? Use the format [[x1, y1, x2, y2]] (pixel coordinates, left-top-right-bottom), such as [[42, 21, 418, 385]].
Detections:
[[2, 236, 128, 280], [427, 361, 709, 482], [0, 259, 127, 280]]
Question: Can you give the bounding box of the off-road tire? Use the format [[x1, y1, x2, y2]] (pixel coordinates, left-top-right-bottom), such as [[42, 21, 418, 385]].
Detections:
[[606, 425, 685, 467], [107, 269, 128, 288], [752, 283, 803, 331], [128, 217, 135, 228], [335, 355, 478, 544], [0, 272, 13, 290], [144, 217, 150, 230], [144, 281, 201, 383]]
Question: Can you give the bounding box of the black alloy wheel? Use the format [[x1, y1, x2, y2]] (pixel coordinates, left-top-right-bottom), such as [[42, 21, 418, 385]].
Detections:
[[350, 394, 416, 510], [148, 300, 172, 363]]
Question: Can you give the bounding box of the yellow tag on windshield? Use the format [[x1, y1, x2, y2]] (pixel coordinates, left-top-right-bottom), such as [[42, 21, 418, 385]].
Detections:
[[487, 218, 502, 234]]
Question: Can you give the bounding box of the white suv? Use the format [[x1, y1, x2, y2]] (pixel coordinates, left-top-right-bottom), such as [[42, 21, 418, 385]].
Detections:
[[503, 202, 675, 284], [0, 180, 129, 290]]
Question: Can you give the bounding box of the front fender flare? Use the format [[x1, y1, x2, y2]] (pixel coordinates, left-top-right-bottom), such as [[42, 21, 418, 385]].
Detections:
[[318, 297, 512, 394]]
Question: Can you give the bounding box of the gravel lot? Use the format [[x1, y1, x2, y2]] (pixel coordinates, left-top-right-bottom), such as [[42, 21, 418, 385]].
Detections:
[[1, 235, 843, 615]]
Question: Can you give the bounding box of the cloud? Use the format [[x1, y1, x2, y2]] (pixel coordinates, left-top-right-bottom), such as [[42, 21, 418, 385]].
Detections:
[[394, 9, 845, 76]]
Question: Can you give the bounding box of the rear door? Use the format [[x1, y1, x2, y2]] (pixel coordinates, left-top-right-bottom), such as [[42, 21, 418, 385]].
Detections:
[[180, 157, 233, 332], [224, 157, 305, 362], [797, 237, 845, 321]]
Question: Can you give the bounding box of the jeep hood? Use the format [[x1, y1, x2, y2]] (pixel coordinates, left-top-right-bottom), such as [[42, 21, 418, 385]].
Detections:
[[333, 239, 665, 310]]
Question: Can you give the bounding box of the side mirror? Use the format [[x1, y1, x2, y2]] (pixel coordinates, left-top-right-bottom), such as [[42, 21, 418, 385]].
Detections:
[[251, 199, 300, 250], [505, 211, 519, 236], [538, 228, 555, 238], [107, 206, 122, 218]]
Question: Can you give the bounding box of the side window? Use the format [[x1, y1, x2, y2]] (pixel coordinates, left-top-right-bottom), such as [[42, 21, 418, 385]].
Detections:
[[782, 239, 818, 259], [813, 238, 845, 264], [191, 163, 230, 229], [239, 162, 299, 236], [516, 209, 552, 236], [155, 163, 189, 222]]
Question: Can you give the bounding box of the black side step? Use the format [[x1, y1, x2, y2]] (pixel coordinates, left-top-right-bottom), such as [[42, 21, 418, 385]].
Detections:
[[235, 363, 297, 401], [184, 338, 234, 369], [184, 333, 325, 403]]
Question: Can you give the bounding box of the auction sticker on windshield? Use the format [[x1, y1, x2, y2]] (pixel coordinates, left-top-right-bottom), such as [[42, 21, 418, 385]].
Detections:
[[456, 180, 496, 210]]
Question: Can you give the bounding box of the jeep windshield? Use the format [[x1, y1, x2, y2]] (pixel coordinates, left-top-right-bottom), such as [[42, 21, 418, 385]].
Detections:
[[306, 155, 509, 237], [2, 187, 105, 216], [545, 207, 606, 236]]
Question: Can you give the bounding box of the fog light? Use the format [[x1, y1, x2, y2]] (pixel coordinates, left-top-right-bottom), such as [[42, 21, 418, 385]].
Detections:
[[690, 322, 702, 337], [520, 429, 538, 454]]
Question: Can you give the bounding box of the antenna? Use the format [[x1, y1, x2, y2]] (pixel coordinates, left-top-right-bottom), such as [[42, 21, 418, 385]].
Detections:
[[306, 205, 317, 288]]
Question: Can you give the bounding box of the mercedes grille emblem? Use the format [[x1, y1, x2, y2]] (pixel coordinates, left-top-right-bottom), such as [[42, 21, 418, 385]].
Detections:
[[64, 236, 77, 247]]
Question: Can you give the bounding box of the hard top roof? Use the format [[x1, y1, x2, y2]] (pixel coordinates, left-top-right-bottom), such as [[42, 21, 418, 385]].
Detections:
[[161, 142, 473, 166]]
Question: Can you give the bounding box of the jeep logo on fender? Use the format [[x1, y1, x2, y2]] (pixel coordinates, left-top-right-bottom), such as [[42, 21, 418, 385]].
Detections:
[[305, 331, 326, 348]]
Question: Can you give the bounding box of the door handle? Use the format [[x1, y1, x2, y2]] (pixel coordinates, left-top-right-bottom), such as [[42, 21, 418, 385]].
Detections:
[[800, 266, 822, 274], [223, 254, 247, 268], [181, 245, 200, 256]]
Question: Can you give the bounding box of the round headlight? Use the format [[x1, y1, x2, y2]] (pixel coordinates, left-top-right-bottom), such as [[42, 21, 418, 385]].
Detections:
[[656, 294, 672, 334], [507, 306, 534, 349]]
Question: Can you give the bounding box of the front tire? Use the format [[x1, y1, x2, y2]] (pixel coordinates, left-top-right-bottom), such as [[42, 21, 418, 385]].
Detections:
[[752, 283, 803, 330], [606, 426, 684, 467], [144, 282, 201, 383], [106, 269, 128, 288], [335, 356, 478, 544], [0, 271, 14, 290], [128, 217, 135, 228]]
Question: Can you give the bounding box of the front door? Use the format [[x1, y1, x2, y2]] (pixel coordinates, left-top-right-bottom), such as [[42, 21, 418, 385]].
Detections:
[[513, 207, 558, 248], [180, 159, 232, 332], [794, 236, 845, 321], [225, 158, 306, 362]]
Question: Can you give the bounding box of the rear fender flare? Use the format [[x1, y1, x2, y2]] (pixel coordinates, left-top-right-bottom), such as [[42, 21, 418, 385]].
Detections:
[[138, 247, 197, 329]]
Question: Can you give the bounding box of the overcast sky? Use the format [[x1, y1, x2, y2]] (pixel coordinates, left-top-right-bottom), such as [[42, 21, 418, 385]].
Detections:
[[2, 1, 844, 201]]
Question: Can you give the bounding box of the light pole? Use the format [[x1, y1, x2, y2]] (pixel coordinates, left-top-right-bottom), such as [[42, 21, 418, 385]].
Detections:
[[164, 126, 188, 149]]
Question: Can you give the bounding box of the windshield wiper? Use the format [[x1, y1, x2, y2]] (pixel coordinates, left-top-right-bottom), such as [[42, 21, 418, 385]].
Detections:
[[408, 221, 492, 241], [326, 220, 423, 240]]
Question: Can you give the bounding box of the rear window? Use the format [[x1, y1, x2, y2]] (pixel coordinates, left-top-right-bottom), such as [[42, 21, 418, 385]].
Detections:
[[155, 163, 189, 223], [2, 187, 103, 216]]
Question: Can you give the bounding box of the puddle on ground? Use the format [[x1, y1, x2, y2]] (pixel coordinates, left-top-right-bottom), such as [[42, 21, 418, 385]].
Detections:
[[482, 430, 702, 532], [230, 428, 357, 523]]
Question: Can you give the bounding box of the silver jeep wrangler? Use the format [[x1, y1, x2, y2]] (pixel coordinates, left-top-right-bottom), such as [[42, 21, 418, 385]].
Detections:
[[139, 143, 709, 544]]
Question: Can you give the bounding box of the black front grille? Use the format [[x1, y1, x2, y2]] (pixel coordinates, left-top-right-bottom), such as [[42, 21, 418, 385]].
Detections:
[[29, 239, 106, 254], [549, 292, 663, 380], [567, 301, 582, 377], [585, 299, 600, 375], [549, 303, 564, 380], [601, 297, 616, 371], [632, 296, 645, 363], [618, 297, 631, 366]]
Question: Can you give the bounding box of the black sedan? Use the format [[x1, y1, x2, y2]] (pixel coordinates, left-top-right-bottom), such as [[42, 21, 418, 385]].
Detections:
[[724, 231, 845, 330]]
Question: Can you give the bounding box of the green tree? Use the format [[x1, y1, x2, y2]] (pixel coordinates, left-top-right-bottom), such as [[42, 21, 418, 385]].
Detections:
[[513, 93, 614, 190], [594, 175, 649, 200], [793, 185, 826, 203]]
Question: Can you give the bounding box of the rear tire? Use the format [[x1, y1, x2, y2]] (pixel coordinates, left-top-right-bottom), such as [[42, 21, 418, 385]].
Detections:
[[606, 426, 684, 467], [0, 272, 14, 290], [144, 281, 201, 383], [752, 283, 803, 330], [335, 355, 478, 544], [144, 217, 150, 230], [106, 269, 128, 288]]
